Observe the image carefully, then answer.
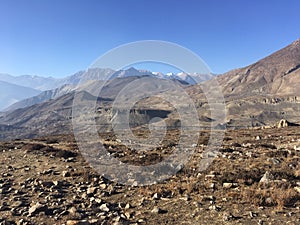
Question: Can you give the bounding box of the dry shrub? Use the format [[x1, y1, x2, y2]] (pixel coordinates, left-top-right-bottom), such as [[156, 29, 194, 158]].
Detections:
[[21, 143, 45, 152], [137, 177, 201, 198], [275, 187, 299, 208], [294, 168, 300, 177], [137, 183, 174, 198], [241, 183, 300, 209]]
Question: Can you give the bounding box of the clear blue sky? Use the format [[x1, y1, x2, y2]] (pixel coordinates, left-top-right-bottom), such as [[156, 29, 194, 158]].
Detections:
[[1, 0, 300, 77]]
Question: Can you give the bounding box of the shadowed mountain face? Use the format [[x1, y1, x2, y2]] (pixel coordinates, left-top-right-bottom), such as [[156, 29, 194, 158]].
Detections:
[[0, 39, 300, 140]]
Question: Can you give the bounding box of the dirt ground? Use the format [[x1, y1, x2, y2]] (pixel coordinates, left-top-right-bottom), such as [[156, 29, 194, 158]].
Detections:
[[0, 127, 300, 225]]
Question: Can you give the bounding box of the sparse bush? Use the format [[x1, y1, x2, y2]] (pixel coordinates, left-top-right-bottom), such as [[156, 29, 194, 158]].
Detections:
[[294, 168, 300, 178], [241, 183, 300, 209], [21, 143, 46, 152]]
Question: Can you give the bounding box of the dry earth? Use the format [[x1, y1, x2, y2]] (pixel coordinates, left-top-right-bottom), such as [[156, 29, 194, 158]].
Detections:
[[1, 126, 300, 225]]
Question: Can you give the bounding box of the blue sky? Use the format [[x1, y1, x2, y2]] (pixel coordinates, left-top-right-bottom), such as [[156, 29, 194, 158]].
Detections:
[[0, 0, 300, 77]]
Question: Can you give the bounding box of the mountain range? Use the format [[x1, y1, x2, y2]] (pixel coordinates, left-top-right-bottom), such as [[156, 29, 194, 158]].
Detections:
[[0, 80, 41, 110], [0, 38, 299, 140], [0, 68, 212, 111]]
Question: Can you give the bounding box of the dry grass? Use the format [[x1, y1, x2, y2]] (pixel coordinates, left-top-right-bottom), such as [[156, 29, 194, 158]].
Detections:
[[294, 168, 300, 177], [240, 183, 300, 209]]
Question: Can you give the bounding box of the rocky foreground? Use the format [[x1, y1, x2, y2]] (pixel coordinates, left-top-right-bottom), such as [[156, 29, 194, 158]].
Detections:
[[0, 127, 300, 225]]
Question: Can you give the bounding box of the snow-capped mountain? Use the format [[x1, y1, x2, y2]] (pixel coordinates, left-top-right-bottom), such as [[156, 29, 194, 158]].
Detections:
[[152, 71, 214, 84], [1, 67, 214, 111]]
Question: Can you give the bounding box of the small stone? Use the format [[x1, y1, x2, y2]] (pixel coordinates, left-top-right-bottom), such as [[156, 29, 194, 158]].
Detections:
[[152, 193, 161, 200], [151, 206, 165, 214], [12, 201, 24, 208], [42, 169, 53, 175], [62, 171, 71, 177], [223, 183, 233, 189], [202, 195, 216, 201], [205, 174, 215, 179], [89, 219, 99, 224], [94, 198, 102, 204], [112, 221, 126, 225], [68, 206, 77, 214], [265, 197, 273, 205], [53, 180, 60, 186], [124, 203, 131, 209], [28, 202, 48, 215], [209, 205, 221, 211], [209, 183, 215, 189], [66, 220, 90, 225], [223, 212, 233, 221], [17, 219, 26, 225], [82, 193, 88, 199], [267, 158, 281, 165], [100, 203, 110, 212], [258, 219, 264, 225], [259, 171, 274, 183], [294, 145, 300, 151], [66, 157, 75, 162], [87, 187, 97, 196], [249, 211, 257, 218], [99, 183, 107, 189], [124, 211, 131, 219], [181, 195, 190, 201], [294, 186, 300, 193]]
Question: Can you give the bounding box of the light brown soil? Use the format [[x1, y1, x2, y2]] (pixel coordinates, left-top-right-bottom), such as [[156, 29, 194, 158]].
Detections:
[[0, 127, 300, 225]]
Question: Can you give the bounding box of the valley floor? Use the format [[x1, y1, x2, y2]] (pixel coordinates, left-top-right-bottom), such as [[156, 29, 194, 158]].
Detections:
[[0, 127, 300, 225]]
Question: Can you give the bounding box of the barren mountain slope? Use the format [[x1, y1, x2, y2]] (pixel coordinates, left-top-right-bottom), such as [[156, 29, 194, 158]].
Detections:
[[217, 39, 300, 98]]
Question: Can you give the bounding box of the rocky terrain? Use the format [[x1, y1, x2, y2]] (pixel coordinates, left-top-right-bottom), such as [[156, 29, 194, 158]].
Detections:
[[187, 38, 300, 128], [0, 126, 300, 224], [1, 39, 300, 224], [1, 39, 300, 139], [217, 39, 300, 98]]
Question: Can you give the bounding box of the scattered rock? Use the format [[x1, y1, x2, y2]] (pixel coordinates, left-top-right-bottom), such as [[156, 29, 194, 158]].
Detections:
[[294, 145, 300, 151], [68, 206, 78, 214], [62, 171, 71, 177], [124, 203, 131, 209], [28, 202, 48, 216], [87, 187, 97, 196], [223, 183, 234, 189], [100, 203, 110, 212], [294, 186, 300, 193], [152, 193, 161, 200], [277, 119, 298, 128], [267, 158, 281, 165], [99, 183, 107, 189], [259, 171, 274, 184], [66, 220, 90, 225], [151, 206, 166, 214], [223, 212, 233, 221]]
